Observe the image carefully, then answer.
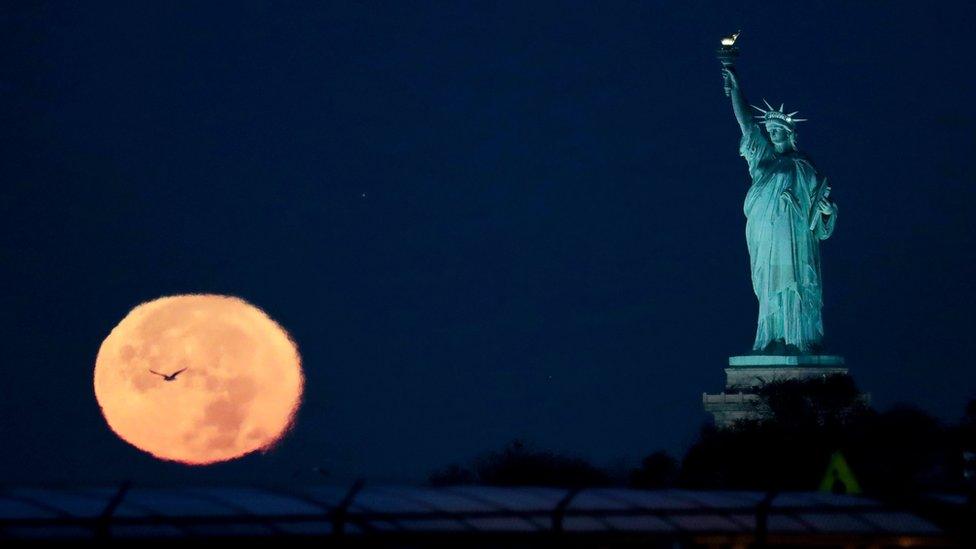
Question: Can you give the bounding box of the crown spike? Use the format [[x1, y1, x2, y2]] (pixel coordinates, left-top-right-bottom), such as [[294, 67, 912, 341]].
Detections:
[[753, 99, 808, 126]]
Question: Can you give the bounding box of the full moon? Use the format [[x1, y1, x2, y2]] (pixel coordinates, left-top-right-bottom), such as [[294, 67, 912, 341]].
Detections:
[[94, 295, 303, 465]]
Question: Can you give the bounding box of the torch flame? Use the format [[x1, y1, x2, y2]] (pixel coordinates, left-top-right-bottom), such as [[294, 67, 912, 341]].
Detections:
[[721, 30, 741, 47]]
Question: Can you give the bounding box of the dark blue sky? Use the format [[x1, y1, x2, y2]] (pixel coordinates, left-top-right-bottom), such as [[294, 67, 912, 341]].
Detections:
[[2, 1, 975, 485]]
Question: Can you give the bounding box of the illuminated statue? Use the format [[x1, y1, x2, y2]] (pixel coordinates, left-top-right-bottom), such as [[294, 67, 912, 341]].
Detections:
[[721, 66, 838, 353]]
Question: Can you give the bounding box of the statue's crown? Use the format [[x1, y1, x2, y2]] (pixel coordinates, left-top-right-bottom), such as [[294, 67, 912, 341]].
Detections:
[[752, 99, 807, 130]]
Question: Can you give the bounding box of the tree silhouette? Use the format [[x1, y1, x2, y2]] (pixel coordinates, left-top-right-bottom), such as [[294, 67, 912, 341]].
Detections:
[[629, 451, 679, 489], [681, 375, 960, 495], [428, 382, 972, 496], [427, 463, 475, 487], [757, 373, 868, 429], [427, 440, 610, 487]]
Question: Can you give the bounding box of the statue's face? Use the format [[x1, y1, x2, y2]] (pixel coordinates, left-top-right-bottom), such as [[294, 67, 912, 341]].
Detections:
[[765, 124, 793, 147]]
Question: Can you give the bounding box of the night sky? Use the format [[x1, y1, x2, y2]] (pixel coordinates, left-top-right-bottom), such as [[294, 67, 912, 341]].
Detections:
[[3, 2, 975, 486]]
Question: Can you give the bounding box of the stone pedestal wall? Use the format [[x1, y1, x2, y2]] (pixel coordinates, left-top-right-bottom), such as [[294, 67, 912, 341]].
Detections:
[[703, 355, 847, 428]]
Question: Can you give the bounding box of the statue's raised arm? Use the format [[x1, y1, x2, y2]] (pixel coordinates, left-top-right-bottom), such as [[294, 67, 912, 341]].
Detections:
[[723, 68, 753, 136]]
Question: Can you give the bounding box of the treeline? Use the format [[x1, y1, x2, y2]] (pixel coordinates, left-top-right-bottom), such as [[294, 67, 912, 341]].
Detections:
[[428, 375, 976, 497]]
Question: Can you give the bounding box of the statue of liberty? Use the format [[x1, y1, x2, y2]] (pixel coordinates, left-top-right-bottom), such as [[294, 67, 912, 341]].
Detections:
[[722, 66, 838, 354]]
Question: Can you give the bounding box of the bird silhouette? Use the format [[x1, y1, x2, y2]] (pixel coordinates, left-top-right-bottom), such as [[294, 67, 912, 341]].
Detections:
[[721, 30, 741, 47], [149, 367, 188, 381]]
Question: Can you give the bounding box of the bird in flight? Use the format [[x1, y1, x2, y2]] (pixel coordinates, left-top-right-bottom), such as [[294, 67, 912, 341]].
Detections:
[[149, 368, 188, 381]]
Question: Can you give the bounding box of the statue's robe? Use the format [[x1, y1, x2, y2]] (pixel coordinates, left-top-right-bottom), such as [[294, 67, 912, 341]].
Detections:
[[740, 123, 837, 352]]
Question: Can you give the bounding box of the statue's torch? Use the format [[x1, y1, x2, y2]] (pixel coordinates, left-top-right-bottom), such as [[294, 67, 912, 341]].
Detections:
[[717, 30, 741, 96]]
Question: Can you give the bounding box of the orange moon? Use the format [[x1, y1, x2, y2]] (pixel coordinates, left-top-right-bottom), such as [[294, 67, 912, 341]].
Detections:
[[94, 295, 303, 465]]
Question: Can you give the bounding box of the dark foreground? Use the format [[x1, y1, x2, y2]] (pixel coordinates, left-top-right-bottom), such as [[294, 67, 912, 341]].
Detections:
[[1, 483, 966, 547]]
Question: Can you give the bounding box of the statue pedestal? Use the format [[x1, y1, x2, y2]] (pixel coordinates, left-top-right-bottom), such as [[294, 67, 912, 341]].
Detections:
[[703, 355, 847, 427]]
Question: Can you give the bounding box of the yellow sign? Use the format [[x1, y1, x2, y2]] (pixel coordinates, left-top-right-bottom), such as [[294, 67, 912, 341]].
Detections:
[[819, 451, 862, 494]]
